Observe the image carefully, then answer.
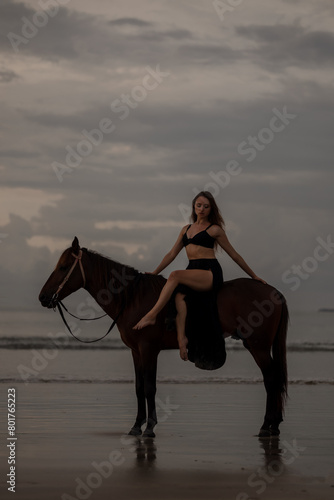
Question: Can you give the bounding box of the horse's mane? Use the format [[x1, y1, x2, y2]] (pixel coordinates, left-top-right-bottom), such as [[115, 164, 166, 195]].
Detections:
[[82, 248, 166, 309]]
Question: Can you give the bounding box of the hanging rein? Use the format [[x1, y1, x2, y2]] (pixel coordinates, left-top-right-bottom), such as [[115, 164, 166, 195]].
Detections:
[[51, 249, 125, 343]]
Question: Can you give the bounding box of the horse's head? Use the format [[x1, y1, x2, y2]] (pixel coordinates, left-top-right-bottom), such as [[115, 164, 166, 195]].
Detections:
[[39, 236, 86, 308]]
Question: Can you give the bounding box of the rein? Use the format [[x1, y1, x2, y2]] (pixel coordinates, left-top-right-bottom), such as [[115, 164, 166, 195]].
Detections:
[[56, 300, 123, 344], [52, 248, 134, 344]]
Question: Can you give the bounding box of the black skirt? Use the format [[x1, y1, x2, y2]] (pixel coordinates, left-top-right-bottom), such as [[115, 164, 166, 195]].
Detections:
[[174, 259, 226, 370], [186, 259, 223, 291]]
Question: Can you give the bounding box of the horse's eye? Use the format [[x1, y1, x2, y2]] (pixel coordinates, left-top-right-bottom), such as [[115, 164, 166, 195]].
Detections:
[[59, 265, 69, 272]]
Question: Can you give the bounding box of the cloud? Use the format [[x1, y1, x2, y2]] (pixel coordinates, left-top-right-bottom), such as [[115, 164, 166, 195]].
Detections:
[[22, 81, 332, 179], [236, 23, 305, 43], [177, 42, 239, 65], [235, 23, 334, 70], [0, 69, 19, 83], [1, 1, 193, 66], [0, 187, 64, 225], [0, 0, 333, 311], [108, 17, 153, 27], [95, 220, 182, 230], [1, 0, 78, 59], [0, 214, 59, 309]]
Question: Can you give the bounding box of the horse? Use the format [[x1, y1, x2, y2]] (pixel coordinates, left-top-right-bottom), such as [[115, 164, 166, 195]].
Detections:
[[39, 237, 288, 438]]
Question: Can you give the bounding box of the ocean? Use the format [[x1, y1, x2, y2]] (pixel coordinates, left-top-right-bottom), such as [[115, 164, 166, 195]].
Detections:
[[0, 308, 333, 386]]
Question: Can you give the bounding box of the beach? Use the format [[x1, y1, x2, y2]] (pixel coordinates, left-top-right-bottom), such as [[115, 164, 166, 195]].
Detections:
[[2, 0, 334, 497], [1, 381, 333, 500], [0, 309, 333, 499]]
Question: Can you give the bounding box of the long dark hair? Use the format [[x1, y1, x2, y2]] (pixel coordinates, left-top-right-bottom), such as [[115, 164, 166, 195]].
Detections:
[[191, 191, 225, 229]]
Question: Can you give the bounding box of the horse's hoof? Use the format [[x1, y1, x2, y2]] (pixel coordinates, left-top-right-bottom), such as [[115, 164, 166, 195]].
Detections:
[[258, 425, 280, 438], [270, 427, 280, 436], [258, 428, 271, 438], [143, 429, 155, 438], [128, 427, 142, 436], [143, 424, 155, 437]]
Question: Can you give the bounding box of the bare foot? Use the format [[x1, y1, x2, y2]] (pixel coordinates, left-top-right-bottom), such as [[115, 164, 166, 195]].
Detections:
[[178, 337, 188, 361], [133, 314, 156, 330]]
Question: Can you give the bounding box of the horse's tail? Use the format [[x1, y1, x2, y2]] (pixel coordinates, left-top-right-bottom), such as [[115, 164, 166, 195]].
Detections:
[[272, 293, 289, 415]]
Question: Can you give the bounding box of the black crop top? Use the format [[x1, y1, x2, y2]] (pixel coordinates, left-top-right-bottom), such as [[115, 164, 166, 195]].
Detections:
[[182, 224, 215, 249]]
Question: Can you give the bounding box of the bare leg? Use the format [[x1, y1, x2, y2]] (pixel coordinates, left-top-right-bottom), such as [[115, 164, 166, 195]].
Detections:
[[133, 276, 178, 329], [133, 269, 213, 330], [175, 293, 188, 361]]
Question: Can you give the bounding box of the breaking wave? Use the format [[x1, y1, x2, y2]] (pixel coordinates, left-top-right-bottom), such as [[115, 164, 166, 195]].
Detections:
[[1, 376, 333, 385], [1, 336, 333, 352]]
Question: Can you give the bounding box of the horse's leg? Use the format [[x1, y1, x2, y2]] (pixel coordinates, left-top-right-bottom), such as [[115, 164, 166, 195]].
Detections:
[[249, 348, 283, 437], [261, 360, 283, 437], [141, 345, 159, 438], [128, 350, 147, 436]]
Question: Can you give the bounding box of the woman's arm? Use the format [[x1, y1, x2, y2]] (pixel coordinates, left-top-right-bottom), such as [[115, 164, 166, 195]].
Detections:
[[151, 227, 186, 275], [214, 226, 266, 284]]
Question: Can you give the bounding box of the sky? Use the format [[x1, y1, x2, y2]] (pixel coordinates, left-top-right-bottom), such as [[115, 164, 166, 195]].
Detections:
[[0, 0, 333, 312]]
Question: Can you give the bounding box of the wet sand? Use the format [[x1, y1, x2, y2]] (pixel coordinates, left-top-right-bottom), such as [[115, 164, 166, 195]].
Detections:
[[0, 382, 333, 500]]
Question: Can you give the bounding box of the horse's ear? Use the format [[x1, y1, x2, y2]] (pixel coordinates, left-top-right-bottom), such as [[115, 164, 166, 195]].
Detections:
[[72, 236, 80, 253]]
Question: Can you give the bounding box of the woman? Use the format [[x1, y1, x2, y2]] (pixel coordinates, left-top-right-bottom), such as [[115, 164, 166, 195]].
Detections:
[[133, 191, 266, 365]]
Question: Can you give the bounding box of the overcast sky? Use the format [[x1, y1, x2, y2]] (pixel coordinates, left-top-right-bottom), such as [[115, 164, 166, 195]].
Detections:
[[1, 0, 333, 312]]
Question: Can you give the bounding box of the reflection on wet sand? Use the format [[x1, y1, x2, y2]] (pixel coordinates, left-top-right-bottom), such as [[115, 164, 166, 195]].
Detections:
[[134, 437, 157, 467], [259, 435, 283, 470], [129, 434, 283, 476]]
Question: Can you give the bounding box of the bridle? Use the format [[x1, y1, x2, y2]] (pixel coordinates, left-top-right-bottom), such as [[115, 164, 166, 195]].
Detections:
[[51, 249, 86, 305], [51, 248, 124, 343]]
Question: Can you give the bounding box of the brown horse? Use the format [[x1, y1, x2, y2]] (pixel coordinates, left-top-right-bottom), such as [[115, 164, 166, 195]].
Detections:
[[39, 237, 288, 438]]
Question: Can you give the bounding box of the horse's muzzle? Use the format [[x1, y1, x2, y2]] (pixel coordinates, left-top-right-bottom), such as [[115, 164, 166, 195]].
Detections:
[[39, 292, 58, 309]]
